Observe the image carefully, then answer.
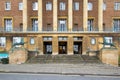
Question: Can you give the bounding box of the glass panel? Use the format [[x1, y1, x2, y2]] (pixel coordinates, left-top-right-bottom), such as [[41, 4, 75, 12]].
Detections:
[[5, 19, 12, 31], [32, 19, 38, 31], [0, 37, 6, 47]]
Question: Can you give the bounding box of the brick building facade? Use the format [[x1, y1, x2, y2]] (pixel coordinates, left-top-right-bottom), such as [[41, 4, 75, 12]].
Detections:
[[0, 0, 120, 55]]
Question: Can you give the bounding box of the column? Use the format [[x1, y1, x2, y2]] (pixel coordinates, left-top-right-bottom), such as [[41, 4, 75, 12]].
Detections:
[[24, 37, 28, 49], [6, 37, 12, 51], [68, 0, 73, 31], [67, 36, 73, 55], [52, 36, 58, 55], [53, 0, 58, 31], [83, 0, 88, 31], [98, 0, 103, 31], [38, 0, 42, 31], [38, 36, 43, 55], [23, 0, 28, 31]]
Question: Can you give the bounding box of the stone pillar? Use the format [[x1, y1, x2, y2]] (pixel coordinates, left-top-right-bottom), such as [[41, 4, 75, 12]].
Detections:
[[38, 0, 42, 31], [68, 0, 73, 31], [83, 0, 88, 31], [98, 0, 103, 31], [38, 36, 43, 55], [6, 37, 12, 51], [67, 36, 73, 55], [52, 36, 58, 55], [24, 37, 28, 49], [23, 0, 28, 31], [53, 0, 58, 31]]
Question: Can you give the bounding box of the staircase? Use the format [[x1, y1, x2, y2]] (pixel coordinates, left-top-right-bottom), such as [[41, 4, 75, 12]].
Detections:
[[27, 55, 101, 64]]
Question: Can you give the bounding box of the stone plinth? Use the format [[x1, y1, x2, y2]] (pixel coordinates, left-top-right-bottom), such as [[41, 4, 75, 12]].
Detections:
[[100, 48, 119, 66], [9, 46, 28, 64]]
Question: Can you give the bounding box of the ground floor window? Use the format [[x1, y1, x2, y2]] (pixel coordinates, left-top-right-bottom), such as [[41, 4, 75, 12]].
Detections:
[[13, 37, 24, 45], [0, 37, 6, 47], [104, 37, 113, 44]]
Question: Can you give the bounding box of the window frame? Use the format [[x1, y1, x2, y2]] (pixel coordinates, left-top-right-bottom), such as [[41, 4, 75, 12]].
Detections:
[[46, 2, 52, 11], [59, 2, 66, 11], [19, 2, 23, 10], [32, 2, 38, 11], [74, 2, 79, 11], [88, 2, 93, 11], [5, 2, 11, 10]]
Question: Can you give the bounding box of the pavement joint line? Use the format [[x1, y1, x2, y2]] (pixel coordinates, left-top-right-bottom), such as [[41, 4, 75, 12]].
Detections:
[[0, 71, 120, 77]]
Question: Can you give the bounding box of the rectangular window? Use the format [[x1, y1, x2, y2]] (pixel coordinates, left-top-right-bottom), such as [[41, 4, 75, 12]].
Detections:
[[60, 2, 66, 10], [4, 19, 12, 32], [19, 2, 23, 10], [88, 2, 93, 11], [46, 2, 52, 11], [43, 37, 52, 41], [114, 2, 120, 10], [5, 2, 11, 10], [30, 37, 35, 45], [32, 2, 38, 10], [113, 19, 120, 32], [58, 19, 67, 31], [74, 2, 79, 11], [58, 37, 67, 41], [32, 19, 38, 31], [104, 37, 113, 44], [0, 37, 6, 47], [13, 37, 24, 47], [103, 2, 106, 11], [88, 19, 94, 31]]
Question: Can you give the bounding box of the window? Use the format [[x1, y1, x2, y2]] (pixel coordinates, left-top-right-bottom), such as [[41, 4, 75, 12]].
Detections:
[[58, 37, 67, 41], [88, 19, 94, 31], [32, 19, 38, 31], [91, 38, 96, 45], [13, 37, 24, 46], [58, 20, 67, 31], [4, 19, 12, 32], [114, 2, 120, 10], [74, 2, 79, 11], [46, 2, 52, 11], [60, 2, 66, 10], [43, 37, 52, 41], [0, 37, 6, 47], [88, 2, 93, 11], [30, 37, 35, 45], [113, 19, 120, 32], [103, 2, 106, 11], [5, 2, 11, 10], [32, 2, 38, 10], [104, 37, 113, 44], [19, 2, 23, 10]]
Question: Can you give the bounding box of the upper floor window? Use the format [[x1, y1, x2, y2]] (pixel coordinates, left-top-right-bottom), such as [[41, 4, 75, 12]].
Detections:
[[60, 2, 66, 11], [113, 19, 120, 32], [19, 2, 23, 10], [114, 2, 120, 10], [32, 2, 38, 10], [5, 2, 11, 10], [88, 2, 93, 11], [4, 19, 12, 32], [74, 2, 79, 11], [103, 2, 106, 11], [46, 2, 52, 11]]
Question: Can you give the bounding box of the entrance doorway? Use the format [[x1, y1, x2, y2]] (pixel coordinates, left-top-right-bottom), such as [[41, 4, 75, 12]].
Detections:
[[59, 42, 67, 54], [74, 42, 82, 54], [43, 42, 52, 54]]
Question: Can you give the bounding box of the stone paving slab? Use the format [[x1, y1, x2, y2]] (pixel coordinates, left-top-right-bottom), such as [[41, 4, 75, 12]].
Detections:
[[0, 63, 120, 76]]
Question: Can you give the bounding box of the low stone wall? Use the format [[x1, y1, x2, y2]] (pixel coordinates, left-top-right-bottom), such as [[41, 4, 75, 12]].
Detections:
[[9, 46, 28, 64], [100, 48, 119, 66]]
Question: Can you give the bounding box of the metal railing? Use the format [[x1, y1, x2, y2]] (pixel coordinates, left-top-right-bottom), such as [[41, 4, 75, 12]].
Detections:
[[0, 27, 120, 33]]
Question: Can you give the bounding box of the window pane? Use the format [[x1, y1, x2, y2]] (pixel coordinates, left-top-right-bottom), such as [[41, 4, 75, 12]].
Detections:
[[46, 2, 52, 10], [88, 2, 93, 11], [5, 2, 11, 10], [74, 2, 79, 10], [33, 2, 38, 10], [0, 37, 6, 47], [19, 2, 23, 10], [60, 2, 65, 10]]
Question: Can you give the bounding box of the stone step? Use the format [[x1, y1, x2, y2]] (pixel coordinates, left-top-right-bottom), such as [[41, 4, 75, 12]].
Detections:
[[27, 55, 101, 64]]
